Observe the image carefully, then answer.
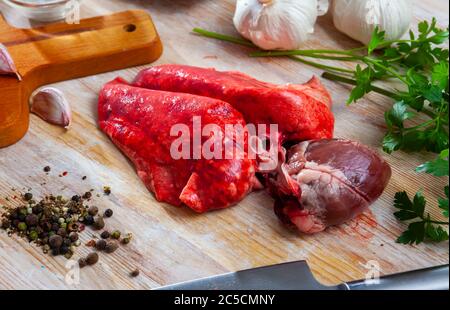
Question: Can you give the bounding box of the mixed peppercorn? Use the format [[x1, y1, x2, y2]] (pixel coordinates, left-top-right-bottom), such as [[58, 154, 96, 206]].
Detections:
[[0, 167, 139, 277]]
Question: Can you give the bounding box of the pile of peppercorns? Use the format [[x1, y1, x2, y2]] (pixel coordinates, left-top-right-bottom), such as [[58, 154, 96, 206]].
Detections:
[[0, 166, 141, 278], [1, 193, 89, 258], [0, 191, 126, 262]]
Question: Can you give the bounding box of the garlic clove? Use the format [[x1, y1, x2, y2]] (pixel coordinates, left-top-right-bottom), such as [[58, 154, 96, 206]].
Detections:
[[0, 43, 21, 80], [317, 0, 329, 16], [30, 87, 72, 128]]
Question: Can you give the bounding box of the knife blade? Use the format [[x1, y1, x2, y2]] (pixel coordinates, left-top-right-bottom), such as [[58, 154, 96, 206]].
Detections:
[[157, 261, 449, 290]]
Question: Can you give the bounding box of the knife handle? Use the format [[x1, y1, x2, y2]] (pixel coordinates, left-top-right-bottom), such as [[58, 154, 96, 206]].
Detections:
[[340, 265, 449, 290]]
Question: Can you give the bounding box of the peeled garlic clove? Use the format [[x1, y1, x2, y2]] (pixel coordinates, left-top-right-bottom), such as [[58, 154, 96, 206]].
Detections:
[[30, 87, 72, 128], [0, 43, 21, 80]]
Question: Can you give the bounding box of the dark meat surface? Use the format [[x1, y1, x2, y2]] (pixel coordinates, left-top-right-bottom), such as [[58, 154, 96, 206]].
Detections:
[[268, 139, 392, 233], [133, 64, 335, 143], [98, 78, 257, 213]]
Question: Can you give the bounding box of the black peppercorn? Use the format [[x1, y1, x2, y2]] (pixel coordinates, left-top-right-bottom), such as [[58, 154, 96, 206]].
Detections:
[[78, 258, 88, 268], [25, 214, 38, 226], [51, 248, 60, 256], [83, 192, 92, 199], [84, 215, 94, 225], [105, 240, 119, 253], [88, 206, 99, 216], [1, 219, 10, 229], [43, 166, 51, 173], [49, 235, 63, 249], [69, 232, 79, 242], [95, 239, 107, 251], [86, 252, 99, 265], [23, 193, 33, 201], [71, 195, 81, 202], [104, 209, 113, 218], [32, 205, 43, 214], [100, 231, 110, 239], [63, 238, 72, 247], [93, 216, 105, 230], [60, 246, 69, 255], [130, 269, 140, 277]]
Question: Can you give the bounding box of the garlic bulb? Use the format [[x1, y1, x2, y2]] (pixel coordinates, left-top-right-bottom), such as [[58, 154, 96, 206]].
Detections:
[[330, 0, 413, 45], [233, 0, 330, 50], [30, 87, 72, 128]]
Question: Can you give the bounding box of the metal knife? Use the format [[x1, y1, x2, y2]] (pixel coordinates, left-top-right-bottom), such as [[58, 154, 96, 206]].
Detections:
[[157, 261, 449, 290]]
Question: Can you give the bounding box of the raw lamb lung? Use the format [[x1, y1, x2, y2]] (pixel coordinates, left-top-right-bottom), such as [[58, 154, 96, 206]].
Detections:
[[133, 64, 335, 143], [98, 78, 258, 213]]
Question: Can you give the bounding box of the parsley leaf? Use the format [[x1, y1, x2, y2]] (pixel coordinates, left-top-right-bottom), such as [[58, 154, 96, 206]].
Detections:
[[416, 149, 449, 176], [368, 27, 385, 55], [394, 191, 449, 245]]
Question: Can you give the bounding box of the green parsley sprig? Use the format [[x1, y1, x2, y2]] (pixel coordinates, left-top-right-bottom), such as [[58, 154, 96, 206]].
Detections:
[[394, 149, 449, 244]]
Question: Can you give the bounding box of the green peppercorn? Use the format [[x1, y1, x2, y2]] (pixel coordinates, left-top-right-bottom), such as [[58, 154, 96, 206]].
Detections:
[[111, 230, 121, 239], [18, 222, 27, 231], [29, 230, 38, 241], [64, 252, 73, 259], [121, 233, 132, 245], [103, 186, 111, 195]]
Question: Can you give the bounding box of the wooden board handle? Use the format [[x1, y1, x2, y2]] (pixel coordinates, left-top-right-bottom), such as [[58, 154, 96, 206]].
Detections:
[[0, 10, 163, 148]]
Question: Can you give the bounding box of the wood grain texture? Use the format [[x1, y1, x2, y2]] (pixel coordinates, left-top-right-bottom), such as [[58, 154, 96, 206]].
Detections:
[[0, 0, 448, 289], [0, 10, 162, 147]]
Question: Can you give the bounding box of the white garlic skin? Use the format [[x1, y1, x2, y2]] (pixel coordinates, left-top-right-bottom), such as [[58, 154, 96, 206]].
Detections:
[[0, 43, 21, 80], [30, 87, 72, 128], [331, 0, 413, 45], [234, 0, 328, 50]]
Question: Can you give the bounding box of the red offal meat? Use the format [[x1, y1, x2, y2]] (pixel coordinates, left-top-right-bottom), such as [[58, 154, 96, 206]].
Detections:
[[133, 64, 335, 143], [268, 139, 392, 234], [98, 78, 258, 213]]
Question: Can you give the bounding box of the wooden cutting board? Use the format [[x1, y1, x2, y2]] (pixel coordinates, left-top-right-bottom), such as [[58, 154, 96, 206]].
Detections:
[[0, 10, 162, 147], [0, 0, 448, 289]]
